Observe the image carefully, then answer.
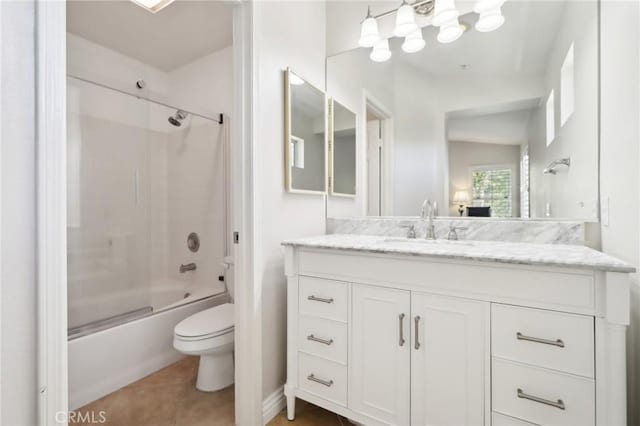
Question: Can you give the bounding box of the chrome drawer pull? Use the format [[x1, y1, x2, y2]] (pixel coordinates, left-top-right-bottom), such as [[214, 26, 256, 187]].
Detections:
[[307, 334, 333, 345], [399, 313, 406, 346], [307, 374, 333, 387], [414, 316, 421, 350], [517, 388, 565, 410], [307, 295, 334, 304], [517, 332, 565, 348]]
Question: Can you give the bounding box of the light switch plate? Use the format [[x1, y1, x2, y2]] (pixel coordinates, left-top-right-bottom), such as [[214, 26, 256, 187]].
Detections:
[[601, 196, 610, 226]]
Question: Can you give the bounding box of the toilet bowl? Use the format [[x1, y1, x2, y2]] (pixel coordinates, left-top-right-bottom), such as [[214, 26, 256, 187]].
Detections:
[[173, 302, 234, 392]]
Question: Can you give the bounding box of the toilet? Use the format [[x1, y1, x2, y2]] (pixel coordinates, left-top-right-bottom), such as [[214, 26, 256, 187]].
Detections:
[[173, 302, 234, 392]]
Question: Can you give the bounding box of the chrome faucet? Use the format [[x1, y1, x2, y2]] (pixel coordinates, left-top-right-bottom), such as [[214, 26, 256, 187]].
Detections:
[[180, 263, 197, 273], [447, 222, 468, 241], [421, 199, 437, 240]]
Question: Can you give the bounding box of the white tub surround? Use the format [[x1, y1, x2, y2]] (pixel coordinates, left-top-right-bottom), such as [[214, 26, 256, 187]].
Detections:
[[327, 217, 586, 245], [282, 236, 633, 426]]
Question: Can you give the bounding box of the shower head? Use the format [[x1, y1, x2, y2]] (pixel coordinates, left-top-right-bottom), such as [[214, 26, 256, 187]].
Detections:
[[168, 110, 188, 127]]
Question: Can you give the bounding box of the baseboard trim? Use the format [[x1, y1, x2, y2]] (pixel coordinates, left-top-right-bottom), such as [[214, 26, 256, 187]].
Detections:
[[262, 387, 286, 425]]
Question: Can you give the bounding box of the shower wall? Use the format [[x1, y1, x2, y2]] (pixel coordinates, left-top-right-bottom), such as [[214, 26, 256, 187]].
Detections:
[[67, 33, 234, 329]]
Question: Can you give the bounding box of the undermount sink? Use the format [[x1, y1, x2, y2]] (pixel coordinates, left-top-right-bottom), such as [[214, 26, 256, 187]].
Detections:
[[382, 238, 477, 247]]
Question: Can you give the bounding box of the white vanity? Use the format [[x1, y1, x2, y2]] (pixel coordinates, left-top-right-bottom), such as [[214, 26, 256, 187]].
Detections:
[[282, 235, 634, 426]]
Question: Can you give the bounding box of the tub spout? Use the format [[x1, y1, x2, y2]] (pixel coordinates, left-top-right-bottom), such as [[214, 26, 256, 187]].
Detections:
[[180, 263, 197, 273]]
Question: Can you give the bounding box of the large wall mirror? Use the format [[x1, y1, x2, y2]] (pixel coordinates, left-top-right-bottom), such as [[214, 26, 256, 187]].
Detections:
[[326, 0, 599, 220], [329, 99, 357, 197], [285, 69, 327, 194]]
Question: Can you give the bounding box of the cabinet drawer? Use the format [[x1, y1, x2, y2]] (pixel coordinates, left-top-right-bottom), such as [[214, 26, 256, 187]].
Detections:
[[298, 316, 347, 364], [492, 304, 594, 377], [492, 412, 538, 426], [493, 359, 595, 426], [298, 352, 347, 406], [299, 276, 348, 322]]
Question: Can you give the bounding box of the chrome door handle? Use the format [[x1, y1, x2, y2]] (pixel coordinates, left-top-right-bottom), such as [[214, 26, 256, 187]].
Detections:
[[414, 315, 421, 350], [307, 374, 333, 387], [307, 334, 333, 345], [517, 332, 565, 348], [517, 388, 565, 410], [307, 295, 334, 304], [399, 313, 406, 346]]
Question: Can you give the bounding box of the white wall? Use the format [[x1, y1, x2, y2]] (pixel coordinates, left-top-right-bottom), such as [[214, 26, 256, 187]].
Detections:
[[599, 2, 640, 425], [1, 1, 38, 424], [253, 0, 327, 400]]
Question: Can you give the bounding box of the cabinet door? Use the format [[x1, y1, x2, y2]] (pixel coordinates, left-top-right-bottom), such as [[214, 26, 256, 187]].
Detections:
[[351, 284, 410, 425], [411, 293, 488, 426]]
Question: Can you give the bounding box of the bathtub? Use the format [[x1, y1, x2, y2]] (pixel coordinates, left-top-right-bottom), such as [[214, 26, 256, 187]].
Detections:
[[68, 281, 229, 409]]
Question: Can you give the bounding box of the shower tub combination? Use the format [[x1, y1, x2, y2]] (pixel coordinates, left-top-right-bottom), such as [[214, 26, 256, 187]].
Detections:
[[67, 75, 232, 409]]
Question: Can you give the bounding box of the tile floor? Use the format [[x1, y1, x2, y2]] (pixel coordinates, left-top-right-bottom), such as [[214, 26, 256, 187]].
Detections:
[[73, 356, 345, 426]]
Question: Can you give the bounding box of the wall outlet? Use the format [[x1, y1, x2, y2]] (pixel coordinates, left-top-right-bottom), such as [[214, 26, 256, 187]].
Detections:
[[601, 196, 610, 226]]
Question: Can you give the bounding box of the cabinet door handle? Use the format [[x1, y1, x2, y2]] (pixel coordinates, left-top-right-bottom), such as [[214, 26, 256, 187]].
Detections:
[[517, 388, 565, 410], [307, 295, 334, 304], [307, 374, 333, 387], [414, 315, 421, 350], [307, 334, 333, 345], [517, 332, 565, 348], [399, 313, 406, 346]]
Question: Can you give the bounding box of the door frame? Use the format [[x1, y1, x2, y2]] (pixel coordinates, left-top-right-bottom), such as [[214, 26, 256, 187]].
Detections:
[[35, 1, 262, 424], [362, 90, 394, 216]]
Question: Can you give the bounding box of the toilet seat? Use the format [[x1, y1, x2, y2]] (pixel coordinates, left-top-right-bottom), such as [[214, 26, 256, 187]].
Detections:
[[174, 303, 234, 340]]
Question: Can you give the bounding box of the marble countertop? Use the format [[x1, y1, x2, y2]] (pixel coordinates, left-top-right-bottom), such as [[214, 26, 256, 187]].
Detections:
[[282, 234, 635, 273]]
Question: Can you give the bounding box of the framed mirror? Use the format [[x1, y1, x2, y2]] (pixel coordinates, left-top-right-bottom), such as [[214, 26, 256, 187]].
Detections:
[[329, 99, 357, 197], [326, 0, 599, 221], [284, 68, 327, 194]]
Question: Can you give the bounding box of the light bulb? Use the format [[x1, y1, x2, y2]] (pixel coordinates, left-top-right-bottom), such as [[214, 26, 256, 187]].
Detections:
[[402, 28, 425, 53], [432, 0, 460, 27], [475, 7, 504, 32], [358, 12, 381, 47], [394, 2, 418, 37], [370, 39, 392, 62], [437, 19, 464, 43]]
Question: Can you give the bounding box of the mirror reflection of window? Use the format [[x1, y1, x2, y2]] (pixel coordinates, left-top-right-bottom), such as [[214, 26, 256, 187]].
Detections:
[[471, 167, 514, 218]]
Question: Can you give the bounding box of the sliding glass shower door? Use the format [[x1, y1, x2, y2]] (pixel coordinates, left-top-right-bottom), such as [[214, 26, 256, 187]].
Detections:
[[67, 77, 156, 337]]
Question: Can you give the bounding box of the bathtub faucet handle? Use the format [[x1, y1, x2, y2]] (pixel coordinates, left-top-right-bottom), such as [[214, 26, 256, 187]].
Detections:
[[180, 263, 197, 273]]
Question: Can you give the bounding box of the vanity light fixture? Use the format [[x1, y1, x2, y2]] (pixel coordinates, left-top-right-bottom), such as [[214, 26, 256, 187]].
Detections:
[[370, 39, 392, 62], [358, 6, 382, 47], [437, 19, 465, 43], [402, 28, 426, 53], [359, 0, 507, 62], [130, 0, 176, 13], [394, 1, 419, 37], [474, 0, 505, 32], [432, 0, 460, 27]]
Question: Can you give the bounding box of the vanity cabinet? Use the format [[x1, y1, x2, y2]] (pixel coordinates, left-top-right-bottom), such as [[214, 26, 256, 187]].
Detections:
[[410, 293, 487, 426], [283, 245, 630, 426], [350, 285, 410, 425]]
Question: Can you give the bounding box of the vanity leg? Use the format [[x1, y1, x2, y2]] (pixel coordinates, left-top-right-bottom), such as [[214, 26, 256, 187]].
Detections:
[[286, 394, 295, 420], [284, 384, 296, 420]]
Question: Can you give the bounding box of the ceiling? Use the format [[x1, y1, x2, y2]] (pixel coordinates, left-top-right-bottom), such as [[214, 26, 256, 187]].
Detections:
[[447, 99, 540, 145], [394, 0, 568, 77], [67, 0, 233, 71]]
